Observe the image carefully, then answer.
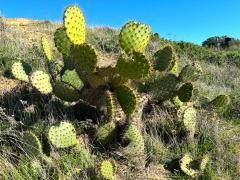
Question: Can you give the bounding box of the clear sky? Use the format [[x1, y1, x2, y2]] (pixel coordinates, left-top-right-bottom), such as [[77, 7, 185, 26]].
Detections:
[[1, 0, 240, 44]]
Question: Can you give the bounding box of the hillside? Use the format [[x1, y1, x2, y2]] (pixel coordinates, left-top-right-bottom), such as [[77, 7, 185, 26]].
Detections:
[[0, 16, 240, 180]]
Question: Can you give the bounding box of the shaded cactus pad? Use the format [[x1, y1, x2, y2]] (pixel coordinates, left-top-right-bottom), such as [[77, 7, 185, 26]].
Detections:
[[116, 52, 150, 80], [178, 82, 194, 102], [11, 61, 31, 82], [61, 69, 84, 90], [64, 5, 86, 45], [48, 121, 77, 148], [30, 70, 53, 94], [41, 36, 52, 61], [179, 63, 202, 82], [119, 21, 151, 53], [22, 131, 42, 157]]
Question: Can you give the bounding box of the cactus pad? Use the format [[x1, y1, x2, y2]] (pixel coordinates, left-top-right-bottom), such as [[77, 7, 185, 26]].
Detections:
[[100, 160, 114, 180], [41, 36, 52, 61], [71, 43, 98, 74], [200, 155, 209, 171], [48, 121, 77, 148], [11, 61, 31, 82], [180, 154, 199, 178], [169, 59, 178, 75], [30, 70, 52, 94], [209, 94, 230, 110], [148, 73, 178, 101], [54, 27, 71, 58], [22, 131, 42, 157], [116, 52, 150, 80], [183, 107, 197, 138], [115, 85, 137, 117], [64, 5, 86, 45], [87, 73, 109, 88], [119, 21, 150, 53], [179, 63, 202, 82], [154, 46, 175, 71], [178, 82, 194, 102], [61, 69, 84, 90], [53, 81, 80, 102]]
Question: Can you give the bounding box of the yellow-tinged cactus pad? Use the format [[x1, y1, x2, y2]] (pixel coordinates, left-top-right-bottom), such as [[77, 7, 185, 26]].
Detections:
[[200, 155, 209, 171], [54, 27, 72, 58], [120, 21, 151, 53], [48, 121, 77, 148], [115, 85, 137, 117], [11, 61, 31, 82], [116, 52, 150, 80], [22, 131, 42, 157], [71, 43, 98, 74], [41, 36, 52, 61], [183, 107, 197, 139], [30, 70, 52, 94], [180, 154, 199, 178], [64, 5, 86, 45], [100, 160, 114, 180]]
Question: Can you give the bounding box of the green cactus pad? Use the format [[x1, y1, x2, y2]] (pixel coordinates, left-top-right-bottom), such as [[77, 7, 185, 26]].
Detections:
[[115, 85, 137, 117], [183, 107, 197, 138], [22, 131, 42, 157], [148, 73, 178, 101], [64, 5, 86, 45], [154, 46, 175, 71], [87, 73, 109, 88], [71, 43, 98, 74], [48, 121, 77, 148], [122, 126, 144, 156], [41, 36, 52, 61], [100, 160, 114, 180], [172, 96, 184, 108], [178, 82, 194, 102], [199, 155, 209, 171], [116, 52, 150, 80], [61, 69, 84, 90], [54, 27, 71, 58], [30, 70, 53, 94], [96, 121, 116, 148], [209, 94, 230, 110], [179, 62, 202, 82], [11, 61, 31, 82], [119, 21, 151, 53], [53, 81, 80, 102], [180, 154, 199, 178]]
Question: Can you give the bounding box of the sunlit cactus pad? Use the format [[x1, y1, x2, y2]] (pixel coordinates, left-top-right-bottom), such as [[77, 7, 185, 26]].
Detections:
[[209, 94, 230, 110], [115, 85, 137, 117], [100, 160, 114, 180], [30, 70, 52, 94], [71, 43, 98, 74], [48, 121, 77, 148], [11, 61, 31, 82], [116, 52, 150, 80], [183, 107, 197, 137], [64, 5, 86, 45], [61, 69, 84, 90], [120, 21, 151, 53], [54, 27, 71, 57], [41, 36, 52, 61], [180, 154, 199, 178]]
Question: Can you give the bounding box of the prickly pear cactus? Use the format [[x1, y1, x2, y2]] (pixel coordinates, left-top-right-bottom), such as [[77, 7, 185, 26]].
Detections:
[[71, 43, 98, 74], [54, 27, 72, 58], [99, 160, 114, 180], [30, 70, 52, 94], [115, 85, 137, 117], [22, 131, 42, 157], [119, 21, 151, 53], [41, 36, 52, 61], [64, 5, 86, 45], [11, 61, 31, 82], [200, 154, 209, 171], [178, 82, 194, 102], [209, 94, 230, 110], [180, 154, 199, 178], [154, 45, 175, 72], [48, 121, 77, 148], [61, 69, 84, 90], [53, 81, 81, 102], [116, 52, 150, 80], [182, 107, 197, 139], [179, 62, 202, 82]]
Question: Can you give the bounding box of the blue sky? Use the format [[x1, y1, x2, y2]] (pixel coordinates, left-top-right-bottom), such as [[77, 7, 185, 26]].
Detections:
[[1, 0, 240, 44]]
